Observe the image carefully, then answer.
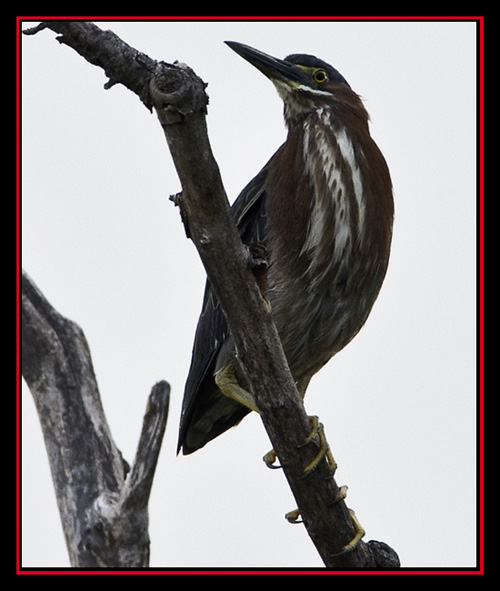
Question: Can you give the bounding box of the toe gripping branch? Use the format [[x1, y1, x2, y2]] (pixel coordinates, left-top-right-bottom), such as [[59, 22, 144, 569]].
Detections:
[[264, 416, 365, 555], [262, 415, 336, 474], [298, 415, 337, 477]]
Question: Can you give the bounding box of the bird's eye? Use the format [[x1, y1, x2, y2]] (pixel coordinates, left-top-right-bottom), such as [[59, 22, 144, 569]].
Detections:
[[313, 69, 328, 84]]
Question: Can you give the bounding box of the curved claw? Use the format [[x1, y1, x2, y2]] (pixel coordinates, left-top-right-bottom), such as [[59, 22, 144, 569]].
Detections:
[[263, 449, 282, 469], [285, 508, 303, 524], [262, 417, 337, 476]]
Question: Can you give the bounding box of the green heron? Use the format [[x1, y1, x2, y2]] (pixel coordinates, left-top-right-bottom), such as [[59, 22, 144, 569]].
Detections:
[[178, 42, 394, 466]]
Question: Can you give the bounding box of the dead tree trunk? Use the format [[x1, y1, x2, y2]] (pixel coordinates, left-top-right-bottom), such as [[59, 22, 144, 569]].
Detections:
[[21, 20, 399, 569], [21, 271, 170, 567]]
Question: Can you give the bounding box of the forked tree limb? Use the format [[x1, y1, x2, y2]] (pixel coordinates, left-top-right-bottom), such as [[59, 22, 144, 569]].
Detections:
[[21, 270, 170, 567], [22, 20, 399, 569]]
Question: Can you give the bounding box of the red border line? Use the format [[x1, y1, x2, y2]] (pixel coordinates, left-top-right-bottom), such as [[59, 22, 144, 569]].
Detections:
[[16, 15, 485, 576]]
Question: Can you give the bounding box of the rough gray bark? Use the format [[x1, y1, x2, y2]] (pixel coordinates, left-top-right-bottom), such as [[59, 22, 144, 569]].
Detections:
[[22, 20, 399, 569], [21, 271, 170, 567]]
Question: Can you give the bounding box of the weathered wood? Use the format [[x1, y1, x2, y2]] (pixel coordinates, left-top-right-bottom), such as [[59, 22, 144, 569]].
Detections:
[[22, 20, 399, 569], [23, 20, 157, 110], [21, 271, 170, 567]]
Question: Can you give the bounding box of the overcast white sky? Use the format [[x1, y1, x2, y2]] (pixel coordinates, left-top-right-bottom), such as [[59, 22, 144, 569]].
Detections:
[[20, 18, 479, 571]]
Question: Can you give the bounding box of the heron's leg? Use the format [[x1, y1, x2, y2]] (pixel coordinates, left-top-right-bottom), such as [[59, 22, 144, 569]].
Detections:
[[214, 367, 284, 470], [286, 495, 366, 556], [287, 507, 366, 555], [214, 365, 259, 413], [263, 448, 280, 468], [215, 368, 334, 476], [263, 378, 336, 475], [264, 416, 337, 474], [296, 379, 337, 475], [293, 378, 336, 475], [285, 485, 347, 524], [299, 416, 337, 476], [334, 510, 366, 555], [263, 378, 308, 470]]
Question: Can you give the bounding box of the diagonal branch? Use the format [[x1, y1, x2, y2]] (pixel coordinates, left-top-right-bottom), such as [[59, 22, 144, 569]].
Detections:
[[150, 56, 396, 570], [23, 20, 157, 109], [23, 20, 399, 569]]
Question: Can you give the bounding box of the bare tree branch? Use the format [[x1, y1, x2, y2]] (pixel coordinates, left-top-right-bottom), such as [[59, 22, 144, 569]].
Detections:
[[21, 270, 170, 567], [22, 20, 399, 569], [23, 20, 157, 109]]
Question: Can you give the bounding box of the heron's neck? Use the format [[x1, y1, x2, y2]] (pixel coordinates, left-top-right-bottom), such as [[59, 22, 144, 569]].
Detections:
[[298, 108, 366, 282]]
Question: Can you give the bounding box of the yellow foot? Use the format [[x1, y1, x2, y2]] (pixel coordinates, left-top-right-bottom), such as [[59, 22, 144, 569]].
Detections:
[[214, 365, 259, 412], [285, 508, 303, 524], [328, 485, 349, 506], [284, 488, 364, 556], [334, 509, 366, 555], [263, 448, 281, 469], [263, 416, 337, 475], [300, 416, 337, 476], [284, 486, 348, 526]]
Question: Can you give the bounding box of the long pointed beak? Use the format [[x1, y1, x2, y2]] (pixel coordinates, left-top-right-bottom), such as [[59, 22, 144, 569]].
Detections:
[[225, 41, 305, 86]]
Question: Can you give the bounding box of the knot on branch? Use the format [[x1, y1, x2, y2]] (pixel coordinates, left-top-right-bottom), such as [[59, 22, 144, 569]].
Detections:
[[248, 243, 268, 273], [248, 243, 269, 305], [150, 61, 209, 124], [79, 491, 150, 568], [366, 540, 401, 568]]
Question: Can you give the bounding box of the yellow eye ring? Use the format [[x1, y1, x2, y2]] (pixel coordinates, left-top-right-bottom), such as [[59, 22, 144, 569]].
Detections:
[[313, 69, 328, 84]]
